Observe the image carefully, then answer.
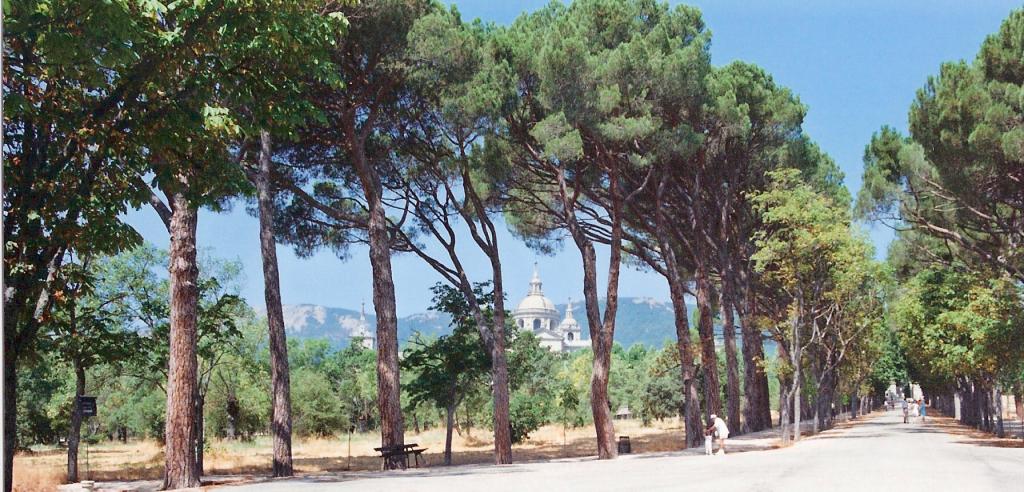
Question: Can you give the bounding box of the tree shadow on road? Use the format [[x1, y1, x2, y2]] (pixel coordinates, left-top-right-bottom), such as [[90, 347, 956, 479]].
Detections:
[[909, 414, 1024, 449]]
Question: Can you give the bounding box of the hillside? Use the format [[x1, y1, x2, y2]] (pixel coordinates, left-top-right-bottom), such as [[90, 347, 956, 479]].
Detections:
[[278, 297, 708, 349]]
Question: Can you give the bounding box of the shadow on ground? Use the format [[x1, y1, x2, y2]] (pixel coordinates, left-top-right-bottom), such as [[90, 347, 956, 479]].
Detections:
[[899, 413, 1024, 449]]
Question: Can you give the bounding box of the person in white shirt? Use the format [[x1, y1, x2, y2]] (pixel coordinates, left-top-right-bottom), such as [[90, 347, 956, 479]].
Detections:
[[704, 414, 730, 455]]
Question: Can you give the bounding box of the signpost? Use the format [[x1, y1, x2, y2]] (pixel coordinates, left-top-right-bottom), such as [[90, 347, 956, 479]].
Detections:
[[77, 396, 97, 479], [77, 396, 97, 417], [347, 425, 355, 471]]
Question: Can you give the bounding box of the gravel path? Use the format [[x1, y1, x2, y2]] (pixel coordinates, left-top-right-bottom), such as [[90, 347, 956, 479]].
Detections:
[[213, 409, 1022, 492]]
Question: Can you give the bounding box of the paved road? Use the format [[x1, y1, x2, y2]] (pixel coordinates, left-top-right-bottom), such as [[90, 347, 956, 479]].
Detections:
[[224, 410, 1023, 492]]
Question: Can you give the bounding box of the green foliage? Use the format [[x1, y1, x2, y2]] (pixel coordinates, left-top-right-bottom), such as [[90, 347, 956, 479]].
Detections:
[[15, 354, 72, 446], [334, 345, 378, 433], [285, 338, 378, 437], [402, 284, 492, 416], [869, 10, 1024, 400], [204, 318, 272, 441], [18, 245, 260, 447], [509, 392, 549, 444], [637, 343, 685, 424], [555, 381, 585, 430], [505, 330, 559, 442], [857, 9, 1024, 283], [891, 266, 1024, 394], [99, 245, 249, 390], [751, 168, 891, 423], [291, 368, 346, 437], [868, 326, 909, 388]]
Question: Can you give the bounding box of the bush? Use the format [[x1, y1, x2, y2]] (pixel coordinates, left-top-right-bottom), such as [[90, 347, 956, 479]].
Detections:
[[509, 393, 549, 444], [291, 368, 346, 437]]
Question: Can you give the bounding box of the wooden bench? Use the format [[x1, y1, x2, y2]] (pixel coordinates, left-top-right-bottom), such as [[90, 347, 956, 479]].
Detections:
[[374, 443, 429, 469]]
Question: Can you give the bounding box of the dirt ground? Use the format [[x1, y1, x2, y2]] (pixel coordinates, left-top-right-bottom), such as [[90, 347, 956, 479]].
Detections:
[[14, 418, 685, 492], [21, 411, 1021, 491], [223, 410, 1024, 492]]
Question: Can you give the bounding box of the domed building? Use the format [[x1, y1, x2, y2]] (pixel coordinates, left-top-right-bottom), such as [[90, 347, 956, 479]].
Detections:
[[512, 264, 588, 353], [513, 264, 559, 333]]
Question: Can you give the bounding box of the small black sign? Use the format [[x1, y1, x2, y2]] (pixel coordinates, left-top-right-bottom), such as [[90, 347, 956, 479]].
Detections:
[[77, 396, 97, 417]]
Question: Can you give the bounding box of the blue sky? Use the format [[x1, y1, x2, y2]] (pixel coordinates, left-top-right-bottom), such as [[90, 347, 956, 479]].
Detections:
[[124, 0, 1020, 315]]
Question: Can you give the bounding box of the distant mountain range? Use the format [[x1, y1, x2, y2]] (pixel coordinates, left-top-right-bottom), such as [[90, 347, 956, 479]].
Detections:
[[277, 297, 710, 349]]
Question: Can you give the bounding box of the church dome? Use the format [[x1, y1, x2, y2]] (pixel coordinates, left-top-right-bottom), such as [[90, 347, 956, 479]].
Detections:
[[514, 264, 558, 313], [517, 293, 557, 312]]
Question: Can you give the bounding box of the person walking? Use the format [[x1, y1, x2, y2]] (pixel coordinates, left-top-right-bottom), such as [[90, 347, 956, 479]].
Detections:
[[704, 414, 729, 455], [901, 399, 909, 424], [918, 399, 927, 423], [911, 399, 919, 423]]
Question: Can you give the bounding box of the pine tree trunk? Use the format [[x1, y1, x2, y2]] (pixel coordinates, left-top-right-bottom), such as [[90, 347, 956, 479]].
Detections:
[[590, 341, 616, 459], [719, 284, 741, 435], [717, 195, 741, 434], [368, 205, 404, 469], [3, 339, 16, 492], [163, 188, 201, 489], [488, 258, 513, 465], [67, 362, 85, 483], [735, 271, 771, 431], [694, 264, 721, 419], [487, 295, 512, 465], [667, 270, 703, 448], [560, 165, 622, 460], [255, 130, 294, 476], [350, 134, 404, 469], [652, 177, 702, 448], [577, 238, 617, 459]]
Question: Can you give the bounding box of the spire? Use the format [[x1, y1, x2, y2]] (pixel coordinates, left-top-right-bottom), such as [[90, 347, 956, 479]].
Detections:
[[529, 262, 543, 295], [360, 300, 366, 321], [565, 297, 575, 320]]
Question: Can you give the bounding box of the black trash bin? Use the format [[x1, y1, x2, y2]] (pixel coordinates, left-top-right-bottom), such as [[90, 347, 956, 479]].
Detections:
[[617, 435, 631, 454]]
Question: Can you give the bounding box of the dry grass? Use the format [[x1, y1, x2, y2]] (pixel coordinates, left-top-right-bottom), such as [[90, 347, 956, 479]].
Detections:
[[14, 419, 686, 491], [13, 441, 164, 492]]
